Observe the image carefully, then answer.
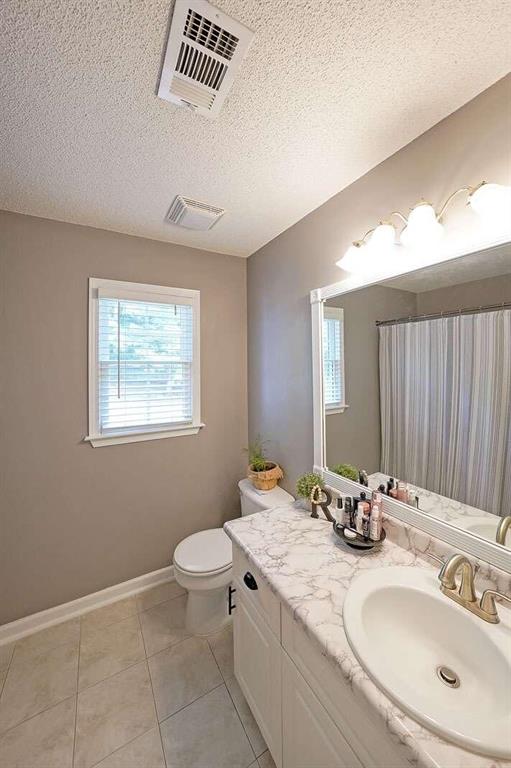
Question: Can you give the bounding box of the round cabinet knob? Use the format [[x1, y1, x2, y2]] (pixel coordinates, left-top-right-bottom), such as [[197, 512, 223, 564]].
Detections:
[[243, 572, 258, 590]]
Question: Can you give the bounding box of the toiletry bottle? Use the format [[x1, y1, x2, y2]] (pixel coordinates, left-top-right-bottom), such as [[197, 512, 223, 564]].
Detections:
[[378, 483, 386, 495], [362, 510, 370, 540], [343, 497, 353, 528], [371, 489, 382, 507], [359, 470, 369, 487], [406, 489, 419, 509], [356, 492, 370, 535], [370, 494, 383, 541], [389, 479, 398, 499], [396, 481, 408, 502], [386, 478, 395, 496]]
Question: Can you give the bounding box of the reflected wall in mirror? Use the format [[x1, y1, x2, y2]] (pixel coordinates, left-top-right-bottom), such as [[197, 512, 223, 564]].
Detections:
[[323, 243, 511, 548]]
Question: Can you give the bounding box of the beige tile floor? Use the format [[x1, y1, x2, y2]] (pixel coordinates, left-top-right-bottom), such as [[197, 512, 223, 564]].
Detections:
[[0, 582, 276, 768]]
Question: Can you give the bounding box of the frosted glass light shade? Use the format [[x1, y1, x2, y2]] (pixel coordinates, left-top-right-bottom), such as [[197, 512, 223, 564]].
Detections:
[[336, 243, 362, 272], [369, 223, 396, 250], [469, 183, 511, 223], [400, 202, 443, 248]]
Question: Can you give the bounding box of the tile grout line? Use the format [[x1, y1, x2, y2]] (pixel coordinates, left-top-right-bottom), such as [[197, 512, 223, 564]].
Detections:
[[210, 638, 258, 765], [0, 694, 77, 740], [224, 680, 257, 762], [88, 724, 158, 768], [72, 618, 82, 767], [208, 628, 266, 763], [0, 642, 16, 700], [0, 590, 188, 754], [157, 681, 226, 727], [0, 630, 81, 740], [138, 611, 168, 768]]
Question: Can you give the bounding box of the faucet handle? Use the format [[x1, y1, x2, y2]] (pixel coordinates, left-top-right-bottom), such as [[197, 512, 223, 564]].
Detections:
[[479, 590, 511, 623]]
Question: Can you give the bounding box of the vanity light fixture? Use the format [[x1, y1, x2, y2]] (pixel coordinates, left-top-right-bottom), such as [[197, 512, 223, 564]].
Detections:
[[336, 181, 511, 272]]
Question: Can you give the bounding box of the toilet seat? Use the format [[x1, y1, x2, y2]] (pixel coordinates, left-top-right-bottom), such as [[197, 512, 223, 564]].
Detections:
[[173, 528, 232, 576]]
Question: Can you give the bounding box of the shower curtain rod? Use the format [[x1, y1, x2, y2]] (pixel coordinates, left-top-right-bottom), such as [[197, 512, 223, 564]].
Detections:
[[376, 300, 511, 327]]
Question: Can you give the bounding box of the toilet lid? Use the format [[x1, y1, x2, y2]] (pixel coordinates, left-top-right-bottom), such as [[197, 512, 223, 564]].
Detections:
[[173, 528, 232, 574]]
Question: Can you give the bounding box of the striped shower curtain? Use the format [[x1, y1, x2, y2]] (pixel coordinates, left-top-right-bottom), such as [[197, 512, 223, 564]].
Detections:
[[379, 309, 511, 516]]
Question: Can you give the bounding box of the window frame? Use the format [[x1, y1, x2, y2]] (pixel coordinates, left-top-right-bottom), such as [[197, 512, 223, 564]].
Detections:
[[86, 277, 203, 447], [323, 306, 348, 415]]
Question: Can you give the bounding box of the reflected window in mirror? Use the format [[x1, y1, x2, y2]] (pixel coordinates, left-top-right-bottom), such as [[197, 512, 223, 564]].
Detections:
[[323, 307, 347, 414]]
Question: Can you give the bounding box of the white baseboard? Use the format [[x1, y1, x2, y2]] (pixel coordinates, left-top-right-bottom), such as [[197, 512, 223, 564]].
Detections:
[[0, 565, 175, 647]]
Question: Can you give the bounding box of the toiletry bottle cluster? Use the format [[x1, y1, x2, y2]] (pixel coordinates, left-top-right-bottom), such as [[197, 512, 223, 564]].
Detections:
[[379, 477, 419, 508], [357, 471, 419, 509], [337, 490, 383, 542]]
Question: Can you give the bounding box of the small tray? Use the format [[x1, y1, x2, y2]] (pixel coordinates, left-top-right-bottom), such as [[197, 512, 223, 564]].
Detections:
[[333, 521, 386, 551]]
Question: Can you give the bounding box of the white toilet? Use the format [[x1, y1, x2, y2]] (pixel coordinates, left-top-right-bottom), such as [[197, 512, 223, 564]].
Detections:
[[173, 478, 294, 636]]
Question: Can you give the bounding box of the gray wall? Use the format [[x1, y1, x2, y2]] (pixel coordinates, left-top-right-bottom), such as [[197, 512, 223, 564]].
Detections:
[[247, 75, 511, 495], [0, 212, 247, 624], [417, 273, 511, 314], [325, 286, 416, 473]]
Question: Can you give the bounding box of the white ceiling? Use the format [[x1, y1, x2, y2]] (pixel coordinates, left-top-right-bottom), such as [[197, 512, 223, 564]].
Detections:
[[1, 1, 510, 257]]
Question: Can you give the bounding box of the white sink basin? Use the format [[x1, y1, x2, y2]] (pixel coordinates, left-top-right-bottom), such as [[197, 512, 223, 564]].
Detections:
[[343, 566, 511, 758]]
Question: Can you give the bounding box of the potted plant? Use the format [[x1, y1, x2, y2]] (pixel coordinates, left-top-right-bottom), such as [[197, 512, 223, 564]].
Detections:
[[296, 472, 324, 504], [331, 463, 359, 482], [247, 436, 283, 491]]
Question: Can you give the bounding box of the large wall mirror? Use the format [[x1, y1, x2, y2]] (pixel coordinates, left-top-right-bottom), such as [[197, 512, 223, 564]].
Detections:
[[313, 241, 511, 569]]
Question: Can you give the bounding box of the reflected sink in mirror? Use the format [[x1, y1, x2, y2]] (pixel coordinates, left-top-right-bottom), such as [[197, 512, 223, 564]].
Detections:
[[454, 516, 500, 543], [343, 566, 511, 758]]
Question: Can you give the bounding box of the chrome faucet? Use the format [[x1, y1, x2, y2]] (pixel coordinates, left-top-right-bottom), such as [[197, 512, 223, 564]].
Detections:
[[496, 516, 511, 546], [438, 553, 511, 623]]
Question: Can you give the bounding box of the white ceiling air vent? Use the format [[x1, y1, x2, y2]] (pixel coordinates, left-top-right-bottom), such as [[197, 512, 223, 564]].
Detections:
[[158, 0, 254, 118], [165, 195, 225, 230]]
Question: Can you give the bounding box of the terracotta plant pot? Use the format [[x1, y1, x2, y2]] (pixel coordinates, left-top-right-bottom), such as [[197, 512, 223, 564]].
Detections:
[[247, 462, 283, 491]]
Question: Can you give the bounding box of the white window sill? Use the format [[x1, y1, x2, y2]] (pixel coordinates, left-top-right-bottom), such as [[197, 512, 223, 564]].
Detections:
[[325, 404, 350, 415], [84, 423, 205, 447]]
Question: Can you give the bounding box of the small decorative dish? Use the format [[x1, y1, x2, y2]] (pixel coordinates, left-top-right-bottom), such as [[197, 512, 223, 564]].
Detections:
[[333, 521, 386, 551]]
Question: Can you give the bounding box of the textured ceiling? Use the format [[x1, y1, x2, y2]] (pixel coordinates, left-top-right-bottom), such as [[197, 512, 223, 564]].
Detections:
[[1, 1, 510, 257], [384, 243, 511, 293]]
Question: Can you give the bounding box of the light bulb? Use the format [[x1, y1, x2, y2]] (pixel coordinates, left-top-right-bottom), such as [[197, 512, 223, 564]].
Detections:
[[468, 182, 511, 223], [336, 242, 363, 272], [400, 202, 443, 248], [368, 222, 396, 251]]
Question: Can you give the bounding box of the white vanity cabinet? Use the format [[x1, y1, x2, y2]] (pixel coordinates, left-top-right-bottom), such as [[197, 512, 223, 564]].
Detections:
[[232, 545, 410, 768], [233, 549, 283, 767], [282, 652, 363, 768]]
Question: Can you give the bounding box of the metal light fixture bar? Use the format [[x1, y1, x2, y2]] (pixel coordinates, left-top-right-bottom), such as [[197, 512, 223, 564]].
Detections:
[[336, 181, 511, 272]]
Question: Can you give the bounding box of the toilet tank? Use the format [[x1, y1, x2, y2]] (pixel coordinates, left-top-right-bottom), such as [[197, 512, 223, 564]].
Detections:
[[238, 478, 294, 516]]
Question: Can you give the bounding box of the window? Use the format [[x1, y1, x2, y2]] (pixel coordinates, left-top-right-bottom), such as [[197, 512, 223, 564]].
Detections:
[[323, 306, 347, 414], [86, 278, 202, 447]]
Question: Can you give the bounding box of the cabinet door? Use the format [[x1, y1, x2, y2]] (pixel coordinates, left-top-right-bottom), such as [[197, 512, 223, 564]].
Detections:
[[234, 588, 282, 768], [282, 652, 364, 768]]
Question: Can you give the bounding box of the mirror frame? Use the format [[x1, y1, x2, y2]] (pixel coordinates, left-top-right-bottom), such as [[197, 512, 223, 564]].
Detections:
[[311, 237, 511, 573]]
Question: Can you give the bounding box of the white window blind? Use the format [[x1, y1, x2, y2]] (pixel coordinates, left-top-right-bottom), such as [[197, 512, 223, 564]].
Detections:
[[87, 279, 201, 447], [323, 307, 345, 410]]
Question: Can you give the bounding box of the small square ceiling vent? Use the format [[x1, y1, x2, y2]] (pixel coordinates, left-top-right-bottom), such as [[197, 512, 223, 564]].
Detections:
[[165, 195, 226, 230], [158, 0, 254, 118]]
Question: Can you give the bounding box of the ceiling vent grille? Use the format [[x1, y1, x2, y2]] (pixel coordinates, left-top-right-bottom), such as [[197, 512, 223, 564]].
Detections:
[[165, 195, 226, 230], [175, 42, 227, 91], [158, 0, 254, 118], [183, 9, 239, 60]]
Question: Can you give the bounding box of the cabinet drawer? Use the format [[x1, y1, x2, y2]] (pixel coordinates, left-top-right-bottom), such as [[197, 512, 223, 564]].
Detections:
[[233, 546, 281, 639], [282, 607, 409, 768]]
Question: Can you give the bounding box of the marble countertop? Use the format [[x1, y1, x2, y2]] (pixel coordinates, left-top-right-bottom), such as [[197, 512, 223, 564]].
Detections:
[[224, 504, 511, 768]]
